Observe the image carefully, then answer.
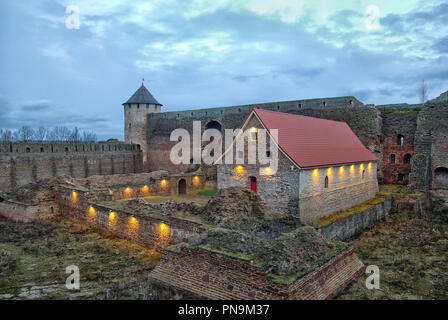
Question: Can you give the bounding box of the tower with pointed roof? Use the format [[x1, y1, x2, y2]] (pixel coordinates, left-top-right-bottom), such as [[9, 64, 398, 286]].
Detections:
[[123, 82, 162, 169]]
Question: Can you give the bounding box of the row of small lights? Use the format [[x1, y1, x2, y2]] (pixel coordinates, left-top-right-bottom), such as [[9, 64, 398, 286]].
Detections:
[[313, 162, 372, 177], [107, 176, 201, 198], [71, 191, 168, 232], [234, 163, 372, 176]]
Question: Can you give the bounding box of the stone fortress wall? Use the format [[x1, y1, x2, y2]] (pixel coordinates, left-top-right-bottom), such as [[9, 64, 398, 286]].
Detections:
[[144, 92, 448, 194], [0, 141, 143, 192]]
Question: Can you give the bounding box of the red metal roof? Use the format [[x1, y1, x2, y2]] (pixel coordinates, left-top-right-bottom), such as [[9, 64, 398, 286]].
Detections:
[[252, 109, 378, 168]]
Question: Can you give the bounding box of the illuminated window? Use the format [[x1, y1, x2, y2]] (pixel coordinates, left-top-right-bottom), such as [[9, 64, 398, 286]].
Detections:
[[397, 135, 404, 146]]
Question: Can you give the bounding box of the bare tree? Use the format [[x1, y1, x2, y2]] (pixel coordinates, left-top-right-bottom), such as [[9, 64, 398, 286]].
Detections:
[[82, 131, 97, 142], [35, 127, 48, 142], [48, 126, 71, 142], [0, 129, 13, 142], [68, 127, 81, 142], [16, 126, 35, 142], [418, 80, 428, 103]]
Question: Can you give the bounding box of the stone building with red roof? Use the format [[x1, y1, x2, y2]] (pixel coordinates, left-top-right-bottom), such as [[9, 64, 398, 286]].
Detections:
[[217, 109, 379, 224]]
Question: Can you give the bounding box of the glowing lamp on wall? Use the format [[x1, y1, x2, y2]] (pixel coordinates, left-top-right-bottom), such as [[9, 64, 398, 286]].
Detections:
[[339, 166, 344, 174], [350, 164, 355, 173], [141, 185, 149, 194], [71, 191, 77, 201], [160, 223, 167, 231], [250, 127, 258, 133], [263, 167, 273, 175], [108, 189, 114, 195], [88, 206, 96, 215], [313, 169, 318, 177], [161, 179, 168, 187], [327, 167, 332, 176], [193, 176, 200, 185], [109, 211, 116, 220], [368, 162, 372, 170], [235, 166, 245, 174]]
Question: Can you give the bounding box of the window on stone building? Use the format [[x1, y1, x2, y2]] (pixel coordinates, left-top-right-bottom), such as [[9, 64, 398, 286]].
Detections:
[[362, 170, 365, 179], [434, 167, 448, 187], [26, 147, 31, 153], [220, 110, 223, 114], [349, 100, 353, 105], [404, 154, 412, 164], [266, 151, 271, 158], [323, 101, 327, 107], [238, 108, 241, 112], [128, 123, 131, 129], [298, 103, 302, 109], [397, 173, 404, 182], [324, 176, 329, 188], [277, 105, 280, 110], [390, 154, 396, 164], [65, 147, 69, 152], [397, 135, 404, 146], [40, 147, 44, 152]]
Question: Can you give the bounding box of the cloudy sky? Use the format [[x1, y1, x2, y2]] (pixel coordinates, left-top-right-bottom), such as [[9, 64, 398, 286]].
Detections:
[[1, 0, 447, 140]]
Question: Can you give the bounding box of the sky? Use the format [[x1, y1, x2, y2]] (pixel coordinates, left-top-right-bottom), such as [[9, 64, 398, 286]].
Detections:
[[0, 0, 447, 140]]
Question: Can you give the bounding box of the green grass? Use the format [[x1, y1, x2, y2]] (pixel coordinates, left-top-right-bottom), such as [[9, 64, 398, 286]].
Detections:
[[117, 195, 209, 206], [193, 189, 217, 197], [311, 192, 390, 228]]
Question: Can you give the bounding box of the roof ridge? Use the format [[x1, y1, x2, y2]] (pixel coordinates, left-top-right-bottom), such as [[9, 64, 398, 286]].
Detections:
[[253, 108, 345, 124]]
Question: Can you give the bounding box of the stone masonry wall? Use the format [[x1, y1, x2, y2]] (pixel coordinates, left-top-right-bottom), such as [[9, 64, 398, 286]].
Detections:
[[216, 116, 300, 217], [148, 246, 364, 300], [299, 163, 379, 224], [145, 96, 381, 174], [318, 195, 392, 241], [56, 186, 204, 251], [0, 142, 143, 192], [379, 108, 418, 185]]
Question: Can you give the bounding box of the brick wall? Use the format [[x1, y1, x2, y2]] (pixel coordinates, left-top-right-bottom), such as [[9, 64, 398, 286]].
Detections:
[[148, 245, 364, 300]]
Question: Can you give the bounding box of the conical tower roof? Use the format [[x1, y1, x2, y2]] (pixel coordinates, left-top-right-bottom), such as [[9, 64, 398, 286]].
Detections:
[[123, 84, 162, 106]]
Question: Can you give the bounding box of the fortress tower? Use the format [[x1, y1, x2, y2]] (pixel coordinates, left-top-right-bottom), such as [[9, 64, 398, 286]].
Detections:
[[123, 83, 162, 169]]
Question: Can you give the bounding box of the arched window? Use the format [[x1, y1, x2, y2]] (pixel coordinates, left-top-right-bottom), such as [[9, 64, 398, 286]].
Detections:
[[324, 176, 329, 188], [178, 178, 186, 195], [64, 147, 69, 152], [26, 147, 31, 153], [397, 173, 404, 182], [434, 167, 448, 187], [390, 154, 396, 164], [397, 135, 404, 146], [205, 120, 222, 132], [404, 154, 412, 164]]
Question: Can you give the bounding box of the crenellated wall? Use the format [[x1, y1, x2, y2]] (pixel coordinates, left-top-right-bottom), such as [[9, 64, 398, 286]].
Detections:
[[0, 142, 143, 192]]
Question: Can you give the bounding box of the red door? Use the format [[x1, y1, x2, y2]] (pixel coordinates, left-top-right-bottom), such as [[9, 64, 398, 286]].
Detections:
[[250, 176, 257, 193]]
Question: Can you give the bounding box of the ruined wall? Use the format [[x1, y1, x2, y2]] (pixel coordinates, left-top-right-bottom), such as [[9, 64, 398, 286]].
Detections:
[[298, 163, 379, 224], [56, 186, 205, 251], [0, 142, 143, 192], [148, 246, 364, 300], [379, 107, 419, 185], [410, 101, 448, 191], [0, 200, 58, 223]]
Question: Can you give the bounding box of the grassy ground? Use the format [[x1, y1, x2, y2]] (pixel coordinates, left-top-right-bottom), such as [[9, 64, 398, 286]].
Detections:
[[0, 216, 179, 300], [118, 195, 210, 206], [338, 211, 448, 300]]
